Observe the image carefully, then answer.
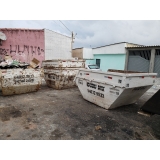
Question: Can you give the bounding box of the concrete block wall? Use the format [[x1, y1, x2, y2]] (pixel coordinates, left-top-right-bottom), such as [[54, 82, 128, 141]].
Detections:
[[45, 29, 72, 60]]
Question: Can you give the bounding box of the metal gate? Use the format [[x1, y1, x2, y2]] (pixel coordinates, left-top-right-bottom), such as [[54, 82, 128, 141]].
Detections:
[[153, 50, 160, 77], [128, 50, 151, 72]]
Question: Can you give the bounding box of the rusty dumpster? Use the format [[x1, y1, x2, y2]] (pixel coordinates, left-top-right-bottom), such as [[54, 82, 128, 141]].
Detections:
[[42, 59, 85, 89], [0, 68, 43, 95]]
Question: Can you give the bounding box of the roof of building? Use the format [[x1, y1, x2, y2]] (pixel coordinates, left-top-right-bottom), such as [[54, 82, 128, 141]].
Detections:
[[126, 45, 160, 49], [92, 42, 143, 49], [72, 47, 83, 50]]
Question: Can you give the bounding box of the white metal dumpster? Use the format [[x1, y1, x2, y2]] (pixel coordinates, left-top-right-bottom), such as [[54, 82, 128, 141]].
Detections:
[[74, 69, 157, 109], [42, 59, 85, 89], [0, 68, 43, 95]]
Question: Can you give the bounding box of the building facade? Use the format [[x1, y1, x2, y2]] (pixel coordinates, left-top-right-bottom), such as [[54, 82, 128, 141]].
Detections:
[[44, 29, 72, 60], [73, 42, 160, 77], [72, 47, 93, 59], [91, 42, 127, 71], [73, 42, 140, 71], [0, 28, 72, 66]]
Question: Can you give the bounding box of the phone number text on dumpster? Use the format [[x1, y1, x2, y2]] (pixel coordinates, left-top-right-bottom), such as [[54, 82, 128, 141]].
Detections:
[[87, 89, 104, 98]]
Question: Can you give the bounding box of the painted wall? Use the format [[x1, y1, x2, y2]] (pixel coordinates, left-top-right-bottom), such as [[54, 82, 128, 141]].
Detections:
[[45, 29, 72, 60], [85, 59, 95, 65], [0, 28, 45, 65], [93, 54, 126, 71], [83, 48, 93, 59]]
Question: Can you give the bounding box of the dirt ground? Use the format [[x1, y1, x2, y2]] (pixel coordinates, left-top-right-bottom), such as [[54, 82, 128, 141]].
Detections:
[[0, 80, 160, 140]]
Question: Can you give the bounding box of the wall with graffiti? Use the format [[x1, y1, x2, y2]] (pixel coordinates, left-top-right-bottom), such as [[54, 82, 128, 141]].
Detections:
[[0, 29, 45, 66]]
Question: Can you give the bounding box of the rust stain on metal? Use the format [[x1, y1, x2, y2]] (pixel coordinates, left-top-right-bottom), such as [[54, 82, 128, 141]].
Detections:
[[42, 59, 85, 90]]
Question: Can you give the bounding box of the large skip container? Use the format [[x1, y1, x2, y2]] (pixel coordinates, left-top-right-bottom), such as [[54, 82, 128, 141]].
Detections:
[[74, 69, 157, 109], [42, 59, 85, 89], [0, 68, 43, 95]]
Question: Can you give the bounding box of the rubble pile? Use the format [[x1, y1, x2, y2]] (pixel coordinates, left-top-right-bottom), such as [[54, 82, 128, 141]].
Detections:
[[0, 59, 29, 69], [0, 56, 39, 69]]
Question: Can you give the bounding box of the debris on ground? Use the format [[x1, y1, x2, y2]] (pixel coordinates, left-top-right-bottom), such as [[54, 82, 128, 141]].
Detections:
[[29, 58, 40, 69], [137, 110, 152, 117], [95, 125, 102, 131]]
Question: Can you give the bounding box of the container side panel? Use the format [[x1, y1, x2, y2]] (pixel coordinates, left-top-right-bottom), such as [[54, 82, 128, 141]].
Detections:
[[1, 69, 42, 95]]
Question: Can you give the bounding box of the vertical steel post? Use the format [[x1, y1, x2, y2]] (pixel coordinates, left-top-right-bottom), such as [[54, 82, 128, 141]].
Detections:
[[149, 49, 155, 73], [124, 49, 129, 70]]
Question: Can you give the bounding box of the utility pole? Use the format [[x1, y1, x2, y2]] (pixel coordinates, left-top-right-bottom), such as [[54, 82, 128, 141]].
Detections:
[[71, 32, 75, 57]]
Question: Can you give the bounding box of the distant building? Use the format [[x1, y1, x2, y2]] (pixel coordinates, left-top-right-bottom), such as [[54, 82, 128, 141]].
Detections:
[[0, 28, 72, 66], [72, 47, 93, 65], [73, 42, 160, 77]]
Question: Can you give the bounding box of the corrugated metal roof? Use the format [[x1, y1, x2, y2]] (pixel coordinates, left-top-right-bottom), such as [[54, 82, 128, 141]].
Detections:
[[126, 45, 160, 49]]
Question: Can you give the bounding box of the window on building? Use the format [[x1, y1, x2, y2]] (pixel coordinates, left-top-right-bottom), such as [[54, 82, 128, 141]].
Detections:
[[96, 59, 101, 67]]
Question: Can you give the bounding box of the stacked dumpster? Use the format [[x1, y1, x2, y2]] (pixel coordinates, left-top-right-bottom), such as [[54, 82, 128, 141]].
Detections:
[[74, 69, 157, 109], [42, 59, 85, 89]]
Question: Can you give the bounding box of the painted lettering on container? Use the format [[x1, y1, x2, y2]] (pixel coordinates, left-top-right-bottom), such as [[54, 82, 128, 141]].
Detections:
[[87, 82, 105, 91], [87, 89, 104, 98], [109, 88, 120, 95], [87, 82, 97, 89], [98, 85, 105, 91], [13, 74, 34, 84], [78, 79, 83, 85]]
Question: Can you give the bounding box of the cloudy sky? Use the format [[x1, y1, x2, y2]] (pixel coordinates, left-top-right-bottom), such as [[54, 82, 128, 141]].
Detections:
[[0, 20, 160, 49]]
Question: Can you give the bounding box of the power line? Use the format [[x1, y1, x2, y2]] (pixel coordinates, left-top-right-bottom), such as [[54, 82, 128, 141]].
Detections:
[[53, 20, 66, 31], [53, 20, 71, 36], [59, 20, 72, 33], [53, 20, 77, 42]]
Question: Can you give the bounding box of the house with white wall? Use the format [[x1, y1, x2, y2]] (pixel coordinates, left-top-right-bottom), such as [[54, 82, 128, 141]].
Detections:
[[73, 42, 160, 77], [73, 42, 140, 71]]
